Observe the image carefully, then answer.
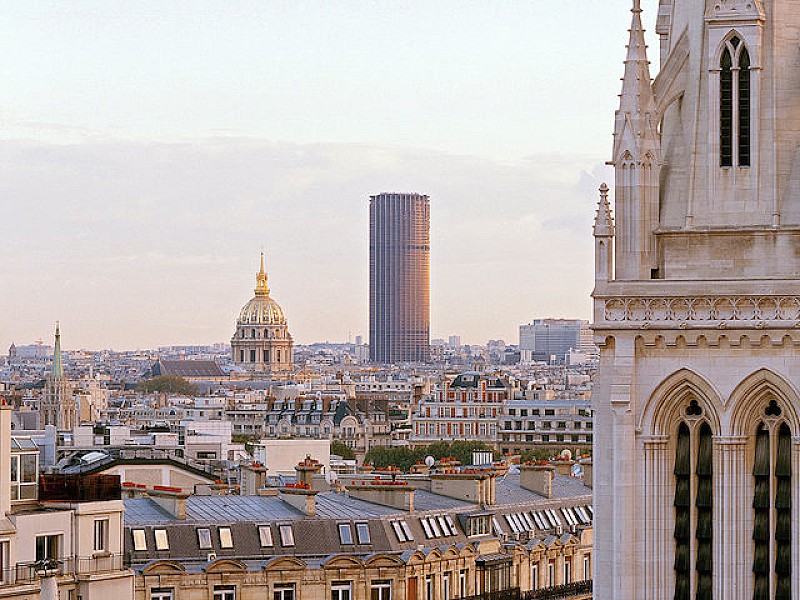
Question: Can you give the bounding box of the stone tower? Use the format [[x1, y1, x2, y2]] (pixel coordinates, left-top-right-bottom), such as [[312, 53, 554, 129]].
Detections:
[[40, 323, 75, 430], [593, 1, 800, 598]]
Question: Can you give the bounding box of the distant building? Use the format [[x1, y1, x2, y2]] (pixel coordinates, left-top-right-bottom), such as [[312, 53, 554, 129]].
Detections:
[[411, 372, 509, 445], [369, 192, 430, 364], [519, 319, 585, 365], [40, 323, 76, 430], [231, 253, 294, 374]]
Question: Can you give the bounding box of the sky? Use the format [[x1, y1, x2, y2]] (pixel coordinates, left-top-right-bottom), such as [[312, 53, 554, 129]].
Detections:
[[0, 1, 660, 350]]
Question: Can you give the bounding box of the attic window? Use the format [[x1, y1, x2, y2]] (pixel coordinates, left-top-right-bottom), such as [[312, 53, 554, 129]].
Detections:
[[356, 522, 371, 544], [154, 529, 169, 551], [132, 529, 147, 552], [258, 525, 273, 548], [197, 528, 212, 550], [279, 524, 295, 547], [219, 527, 233, 549], [338, 523, 354, 545]]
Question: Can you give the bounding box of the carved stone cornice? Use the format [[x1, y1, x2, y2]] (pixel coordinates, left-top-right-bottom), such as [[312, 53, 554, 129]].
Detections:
[[596, 295, 800, 330]]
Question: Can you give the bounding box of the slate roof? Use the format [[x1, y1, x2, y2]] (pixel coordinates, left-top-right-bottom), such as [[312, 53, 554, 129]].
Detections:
[[152, 360, 225, 378]]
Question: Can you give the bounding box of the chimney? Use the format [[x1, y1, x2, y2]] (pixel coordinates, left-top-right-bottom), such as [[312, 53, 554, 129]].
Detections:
[[149, 486, 190, 520], [0, 405, 11, 517], [280, 486, 317, 516], [519, 465, 554, 499], [295, 456, 323, 487], [430, 470, 496, 506], [346, 481, 415, 511]]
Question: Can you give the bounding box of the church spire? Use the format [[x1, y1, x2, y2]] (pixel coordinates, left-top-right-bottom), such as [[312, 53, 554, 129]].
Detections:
[[611, 0, 661, 281], [594, 183, 615, 237], [52, 322, 63, 380], [255, 251, 270, 296]]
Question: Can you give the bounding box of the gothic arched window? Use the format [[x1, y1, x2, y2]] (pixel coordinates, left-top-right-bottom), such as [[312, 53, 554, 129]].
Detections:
[[719, 35, 751, 168], [674, 417, 713, 600], [753, 416, 792, 600]]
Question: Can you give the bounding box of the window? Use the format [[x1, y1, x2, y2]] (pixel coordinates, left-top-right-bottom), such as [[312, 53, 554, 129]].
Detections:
[[444, 515, 458, 535], [459, 570, 467, 597], [564, 560, 571, 584], [132, 529, 147, 552], [93, 519, 109, 552], [331, 582, 351, 600], [150, 589, 174, 600], [35, 534, 60, 562], [400, 520, 413, 541], [583, 555, 591, 581], [219, 527, 233, 549], [371, 580, 391, 600], [250, 350, 256, 363], [443, 572, 451, 600], [279, 524, 295, 547], [338, 523, 353, 545], [425, 575, 434, 600], [719, 35, 751, 167], [214, 586, 236, 600], [356, 522, 371, 544], [531, 564, 539, 590], [258, 525, 273, 547], [548, 562, 555, 587], [753, 419, 792, 598], [0, 540, 8, 584], [273, 584, 295, 600], [197, 528, 212, 550], [420, 518, 434, 539], [154, 529, 169, 551]]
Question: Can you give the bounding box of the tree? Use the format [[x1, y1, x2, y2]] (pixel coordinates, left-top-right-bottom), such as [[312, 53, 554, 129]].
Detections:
[[331, 440, 356, 460], [136, 375, 199, 396], [364, 440, 492, 472]]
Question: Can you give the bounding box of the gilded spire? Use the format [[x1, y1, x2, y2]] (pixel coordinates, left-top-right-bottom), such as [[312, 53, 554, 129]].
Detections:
[[255, 251, 270, 296], [52, 322, 63, 380]]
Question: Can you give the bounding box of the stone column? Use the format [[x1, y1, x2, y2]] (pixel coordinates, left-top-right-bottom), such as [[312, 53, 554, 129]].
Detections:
[[713, 435, 749, 600], [642, 435, 670, 600]]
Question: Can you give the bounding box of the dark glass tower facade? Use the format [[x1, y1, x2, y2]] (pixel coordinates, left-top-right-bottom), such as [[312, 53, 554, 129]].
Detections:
[[369, 192, 430, 364]]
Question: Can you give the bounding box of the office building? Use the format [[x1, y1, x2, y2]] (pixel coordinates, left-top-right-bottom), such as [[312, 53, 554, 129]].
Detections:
[[369, 193, 430, 364], [519, 320, 584, 365]]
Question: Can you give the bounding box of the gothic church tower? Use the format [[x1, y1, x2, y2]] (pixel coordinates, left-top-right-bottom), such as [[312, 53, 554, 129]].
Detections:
[[40, 323, 76, 430], [594, 1, 800, 598]]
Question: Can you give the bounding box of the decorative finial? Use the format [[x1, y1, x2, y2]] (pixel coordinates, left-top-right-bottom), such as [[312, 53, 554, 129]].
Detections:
[[594, 183, 615, 237]]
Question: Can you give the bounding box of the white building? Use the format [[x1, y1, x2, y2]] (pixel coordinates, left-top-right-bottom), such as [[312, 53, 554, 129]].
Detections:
[[593, 1, 800, 598]]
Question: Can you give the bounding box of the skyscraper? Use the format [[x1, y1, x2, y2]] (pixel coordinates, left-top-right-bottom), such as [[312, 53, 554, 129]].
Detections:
[[369, 192, 430, 364]]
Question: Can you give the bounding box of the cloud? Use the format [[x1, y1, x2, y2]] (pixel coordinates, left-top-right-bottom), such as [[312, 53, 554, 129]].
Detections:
[[0, 136, 604, 350]]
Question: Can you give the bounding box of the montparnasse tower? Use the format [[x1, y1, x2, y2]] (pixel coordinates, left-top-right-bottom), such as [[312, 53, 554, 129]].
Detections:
[[231, 252, 294, 374]]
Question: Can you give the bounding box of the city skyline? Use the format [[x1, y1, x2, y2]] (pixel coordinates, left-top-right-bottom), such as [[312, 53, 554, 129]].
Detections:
[[0, 1, 659, 351]]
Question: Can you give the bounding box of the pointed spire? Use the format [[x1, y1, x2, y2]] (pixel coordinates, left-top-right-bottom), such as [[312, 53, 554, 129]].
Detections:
[[613, 0, 658, 163], [255, 251, 270, 296], [52, 322, 63, 380], [594, 183, 615, 237]]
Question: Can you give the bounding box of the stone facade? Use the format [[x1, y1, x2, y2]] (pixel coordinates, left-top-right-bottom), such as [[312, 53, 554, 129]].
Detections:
[[594, 1, 800, 598]]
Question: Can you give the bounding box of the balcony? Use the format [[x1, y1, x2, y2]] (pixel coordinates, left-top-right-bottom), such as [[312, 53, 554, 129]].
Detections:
[[39, 474, 122, 503], [0, 554, 125, 586], [523, 581, 593, 599], [459, 589, 521, 600]]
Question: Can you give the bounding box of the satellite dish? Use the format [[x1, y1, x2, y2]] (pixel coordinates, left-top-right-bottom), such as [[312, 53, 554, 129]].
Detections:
[[507, 465, 520, 475], [425, 455, 435, 467], [571, 463, 583, 478], [325, 471, 338, 485], [560, 449, 572, 461]]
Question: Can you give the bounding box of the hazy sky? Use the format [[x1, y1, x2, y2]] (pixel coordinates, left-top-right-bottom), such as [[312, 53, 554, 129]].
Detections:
[[0, 1, 659, 350]]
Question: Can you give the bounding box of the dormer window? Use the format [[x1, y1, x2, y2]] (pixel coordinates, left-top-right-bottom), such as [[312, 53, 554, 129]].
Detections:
[[720, 35, 751, 168]]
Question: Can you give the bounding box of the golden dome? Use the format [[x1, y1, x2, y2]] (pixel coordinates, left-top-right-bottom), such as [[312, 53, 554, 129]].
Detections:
[[237, 253, 287, 326]]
